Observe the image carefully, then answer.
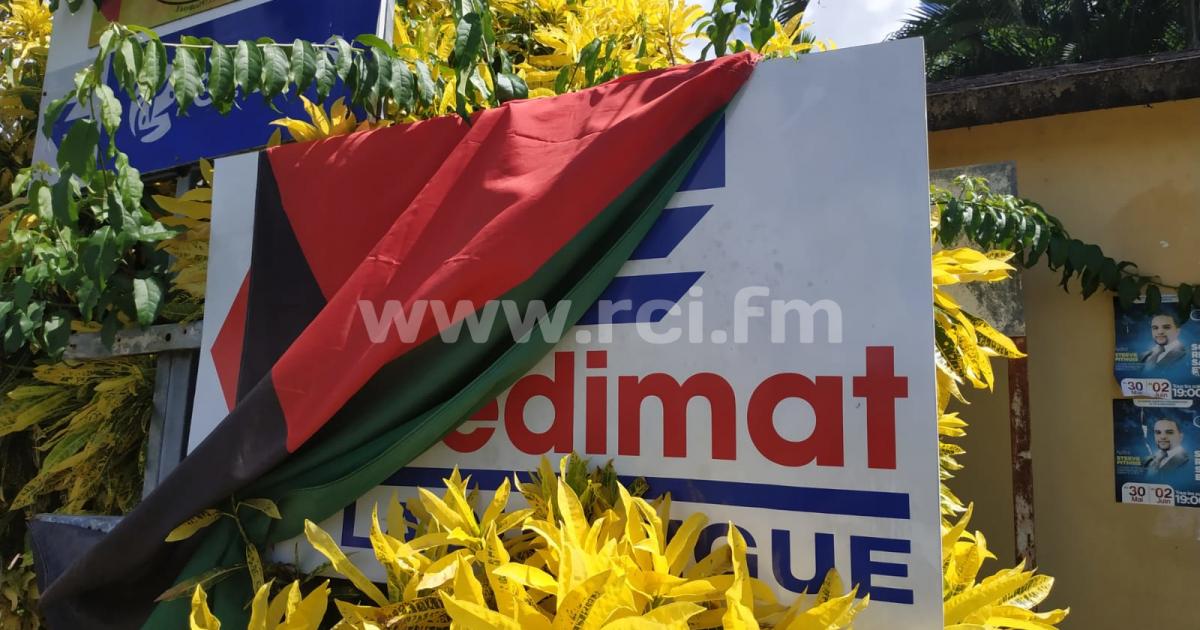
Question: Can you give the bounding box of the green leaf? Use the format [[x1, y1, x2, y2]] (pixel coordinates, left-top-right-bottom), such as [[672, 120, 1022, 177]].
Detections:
[[43, 311, 70, 360], [750, 22, 774, 51], [239, 498, 282, 519], [208, 44, 235, 115], [93, 27, 120, 85], [496, 71, 528, 102], [467, 70, 491, 106], [938, 199, 962, 246], [76, 278, 98, 320], [1066, 238, 1087, 270], [31, 181, 51, 222], [246, 544, 264, 593], [57, 119, 100, 176], [170, 41, 203, 115], [333, 37, 354, 81], [114, 153, 144, 210], [1023, 223, 1048, 267], [103, 195, 125, 237], [41, 426, 95, 471], [1046, 235, 1067, 269], [345, 54, 365, 107], [354, 34, 393, 54], [3, 322, 23, 354], [453, 13, 483, 70], [95, 84, 123, 136], [50, 177, 77, 225], [1099, 258, 1120, 290], [81, 227, 117, 281], [155, 565, 246, 603], [12, 278, 32, 309], [1177, 284, 1195, 321], [132, 276, 164, 327], [291, 39, 317, 94], [1080, 269, 1100, 300], [414, 60, 435, 106], [1082, 243, 1104, 274], [41, 96, 70, 140], [372, 47, 392, 110], [261, 45, 290, 103], [353, 52, 378, 108], [165, 509, 222, 542], [579, 38, 602, 85], [553, 65, 572, 94], [391, 59, 415, 110], [976, 210, 996, 246], [114, 37, 142, 100], [100, 312, 119, 348], [138, 38, 168, 102], [314, 48, 336, 102], [1146, 284, 1162, 314], [235, 40, 264, 95], [73, 65, 98, 106]]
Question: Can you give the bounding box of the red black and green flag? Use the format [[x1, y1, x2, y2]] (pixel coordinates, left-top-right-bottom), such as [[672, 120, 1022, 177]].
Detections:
[[36, 53, 756, 629]]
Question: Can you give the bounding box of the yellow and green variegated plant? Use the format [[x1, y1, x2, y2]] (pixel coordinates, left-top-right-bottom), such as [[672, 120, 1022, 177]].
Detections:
[[932, 239, 1069, 629], [188, 457, 868, 630]]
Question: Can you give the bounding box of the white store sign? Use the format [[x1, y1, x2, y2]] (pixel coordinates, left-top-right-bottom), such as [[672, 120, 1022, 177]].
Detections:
[[195, 39, 940, 627]]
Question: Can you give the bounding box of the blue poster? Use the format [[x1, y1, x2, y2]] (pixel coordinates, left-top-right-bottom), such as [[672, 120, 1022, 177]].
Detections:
[[1114, 399, 1200, 507], [1114, 295, 1200, 399]]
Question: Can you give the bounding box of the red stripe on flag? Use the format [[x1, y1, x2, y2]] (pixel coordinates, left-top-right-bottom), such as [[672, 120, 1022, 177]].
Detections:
[[267, 116, 467, 299], [99, 0, 122, 22], [267, 53, 757, 452], [211, 273, 249, 410]]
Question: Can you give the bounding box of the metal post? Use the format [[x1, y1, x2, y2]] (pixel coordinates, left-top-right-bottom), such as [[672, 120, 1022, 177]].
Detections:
[[143, 350, 198, 497], [1008, 337, 1036, 567]]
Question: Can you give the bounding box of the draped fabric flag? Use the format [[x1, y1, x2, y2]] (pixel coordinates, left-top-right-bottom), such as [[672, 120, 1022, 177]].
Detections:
[[37, 53, 757, 629]]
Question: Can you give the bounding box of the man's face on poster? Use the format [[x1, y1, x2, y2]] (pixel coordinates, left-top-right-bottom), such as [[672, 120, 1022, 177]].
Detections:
[[1151, 315, 1180, 347], [1154, 419, 1183, 451]]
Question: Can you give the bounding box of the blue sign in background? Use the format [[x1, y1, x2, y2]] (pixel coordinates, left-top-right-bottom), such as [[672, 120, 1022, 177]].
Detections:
[[49, 0, 385, 174]]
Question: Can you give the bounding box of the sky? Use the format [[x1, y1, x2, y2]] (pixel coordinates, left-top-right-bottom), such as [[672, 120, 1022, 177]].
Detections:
[[803, 0, 923, 48]]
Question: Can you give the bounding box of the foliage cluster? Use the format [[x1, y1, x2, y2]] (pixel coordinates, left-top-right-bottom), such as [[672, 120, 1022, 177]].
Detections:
[[896, 0, 1200, 80], [931, 243, 1069, 629], [0, 0, 51, 204], [187, 458, 870, 629], [933, 176, 1200, 317], [282, 0, 825, 138], [0, 357, 151, 515], [0, 355, 152, 629]]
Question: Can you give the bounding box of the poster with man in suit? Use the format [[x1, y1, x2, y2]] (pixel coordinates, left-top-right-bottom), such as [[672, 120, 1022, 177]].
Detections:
[[1114, 296, 1200, 399], [1113, 399, 1200, 508]]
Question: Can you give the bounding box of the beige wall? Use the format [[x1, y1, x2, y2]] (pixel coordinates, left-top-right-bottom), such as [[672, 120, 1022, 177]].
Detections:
[[930, 98, 1200, 628]]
